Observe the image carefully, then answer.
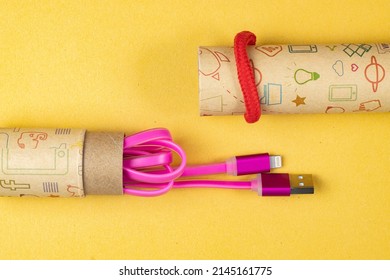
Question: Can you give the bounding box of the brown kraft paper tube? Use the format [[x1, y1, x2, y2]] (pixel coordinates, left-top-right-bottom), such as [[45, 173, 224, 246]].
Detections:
[[199, 44, 390, 115], [0, 128, 124, 197], [83, 131, 124, 195], [0, 128, 85, 197]]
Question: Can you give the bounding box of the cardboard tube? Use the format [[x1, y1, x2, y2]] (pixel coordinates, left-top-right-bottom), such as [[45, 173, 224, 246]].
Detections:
[[83, 131, 124, 195], [0, 128, 85, 197], [0, 128, 125, 197], [199, 44, 390, 115]]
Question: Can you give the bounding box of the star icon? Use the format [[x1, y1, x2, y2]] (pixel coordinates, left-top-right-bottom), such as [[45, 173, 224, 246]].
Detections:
[[292, 95, 306, 106]]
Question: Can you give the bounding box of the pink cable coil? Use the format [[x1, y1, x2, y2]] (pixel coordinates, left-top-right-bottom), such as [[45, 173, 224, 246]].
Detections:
[[122, 128, 251, 197]]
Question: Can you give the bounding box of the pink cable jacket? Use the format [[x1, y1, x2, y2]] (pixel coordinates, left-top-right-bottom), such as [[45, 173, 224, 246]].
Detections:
[[122, 128, 251, 197]]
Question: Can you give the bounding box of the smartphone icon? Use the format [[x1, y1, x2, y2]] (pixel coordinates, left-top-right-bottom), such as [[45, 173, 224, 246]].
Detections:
[[329, 85, 357, 101], [2, 144, 69, 175], [288, 45, 318, 53]]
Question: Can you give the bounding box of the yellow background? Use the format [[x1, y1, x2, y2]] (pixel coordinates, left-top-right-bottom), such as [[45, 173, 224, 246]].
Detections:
[[0, 0, 389, 259]]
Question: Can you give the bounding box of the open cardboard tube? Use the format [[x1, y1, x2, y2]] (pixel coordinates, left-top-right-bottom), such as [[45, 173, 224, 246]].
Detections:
[[83, 131, 124, 195]]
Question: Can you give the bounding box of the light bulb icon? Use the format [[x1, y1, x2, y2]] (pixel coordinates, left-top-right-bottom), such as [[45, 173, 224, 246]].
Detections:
[[294, 68, 320, 85]]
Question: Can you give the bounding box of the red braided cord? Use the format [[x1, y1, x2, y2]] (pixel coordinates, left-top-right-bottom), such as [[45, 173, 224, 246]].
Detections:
[[234, 31, 261, 123]]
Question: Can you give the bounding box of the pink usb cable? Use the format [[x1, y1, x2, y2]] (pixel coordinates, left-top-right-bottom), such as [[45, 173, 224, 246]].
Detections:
[[123, 128, 314, 197]]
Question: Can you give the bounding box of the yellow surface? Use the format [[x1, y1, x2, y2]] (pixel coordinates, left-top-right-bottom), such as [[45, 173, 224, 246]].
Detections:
[[0, 0, 389, 260]]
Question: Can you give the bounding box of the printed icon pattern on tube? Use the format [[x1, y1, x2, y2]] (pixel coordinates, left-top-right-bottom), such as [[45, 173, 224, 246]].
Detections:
[[198, 42, 390, 116]]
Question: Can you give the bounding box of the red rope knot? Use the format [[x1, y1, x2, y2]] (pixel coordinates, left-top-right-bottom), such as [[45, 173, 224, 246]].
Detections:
[[234, 31, 261, 123]]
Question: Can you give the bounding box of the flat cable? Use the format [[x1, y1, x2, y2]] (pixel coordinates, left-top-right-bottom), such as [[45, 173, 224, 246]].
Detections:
[[123, 128, 314, 197]]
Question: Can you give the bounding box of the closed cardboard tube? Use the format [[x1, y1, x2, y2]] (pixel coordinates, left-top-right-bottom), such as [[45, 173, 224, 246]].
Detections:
[[199, 44, 390, 116]]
